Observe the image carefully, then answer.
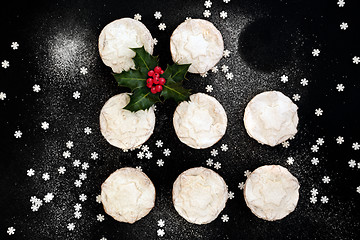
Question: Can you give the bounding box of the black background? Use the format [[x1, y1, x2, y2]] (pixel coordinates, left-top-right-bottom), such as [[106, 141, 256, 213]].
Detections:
[[0, 0, 359, 239]]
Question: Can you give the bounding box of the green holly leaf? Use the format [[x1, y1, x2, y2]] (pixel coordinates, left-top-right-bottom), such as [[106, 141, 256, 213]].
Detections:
[[162, 63, 191, 83], [131, 47, 159, 73], [124, 87, 161, 112], [112, 69, 147, 91], [161, 78, 191, 103]]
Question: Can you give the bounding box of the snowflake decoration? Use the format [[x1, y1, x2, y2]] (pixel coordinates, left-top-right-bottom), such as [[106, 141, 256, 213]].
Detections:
[[136, 166, 142, 171], [44, 193, 54, 203], [244, 170, 251, 177], [280, 75, 288, 83], [322, 176, 330, 184], [84, 127, 92, 134], [158, 23, 166, 31], [41, 121, 49, 130], [223, 49, 231, 58], [154, 11, 162, 19], [91, 152, 99, 160], [238, 182, 245, 190], [32, 84, 41, 93], [163, 148, 171, 156], [141, 145, 150, 152], [155, 140, 163, 148], [311, 145, 319, 152], [134, 13, 142, 21], [74, 203, 82, 211], [210, 149, 218, 157], [357, 186, 360, 194], [63, 150, 71, 159], [97, 214, 105, 222], [203, 10, 211, 18], [82, 162, 89, 170], [348, 159, 356, 168], [2, 60, 10, 68], [287, 157, 294, 165], [205, 85, 213, 92], [153, 38, 158, 45], [137, 152, 145, 159], [220, 11, 228, 19], [221, 214, 229, 222], [79, 194, 87, 202], [158, 219, 165, 227], [67, 223, 75, 231], [225, 72, 234, 80], [282, 141, 290, 148], [27, 168, 35, 177], [42, 173, 50, 181], [14, 130, 22, 138], [204, 0, 212, 8], [145, 151, 153, 159], [157, 229, 165, 237], [311, 188, 318, 196], [157, 159, 164, 167], [200, 72, 208, 78], [73, 91, 81, 99], [312, 49, 320, 57], [74, 180, 82, 187], [292, 94, 300, 101], [315, 108, 323, 116], [340, 22, 348, 30], [214, 162, 221, 170], [310, 195, 317, 204], [316, 138, 324, 146], [74, 211, 82, 219], [337, 0, 345, 7], [211, 66, 218, 73], [66, 141, 74, 149], [79, 66, 88, 75], [11, 42, 19, 50], [320, 196, 329, 204], [7, 227, 15, 235], [228, 191, 235, 199], [352, 142, 360, 150], [311, 157, 319, 165], [73, 160, 81, 167], [220, 144, 228, 151], [352, 56, 360, 64], [206, 158, 214, 166], [223, 0, 231, 3], [336, 136, 344, 144], [79, 173, 87, 180], [96, 195, 102, 203], [221, 65, 229, 73], [336, 83, 345, 92], [0, 92, 6, 100], [300, 78, 309, 86]]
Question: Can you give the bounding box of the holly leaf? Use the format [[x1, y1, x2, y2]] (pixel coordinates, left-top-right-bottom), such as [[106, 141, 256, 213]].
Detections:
[[124, 87, 161, 112], [112, 69, 147, 91], [131, 47, 159, 73], [162, 63, 191, 83], [161, 78, 191, 103]]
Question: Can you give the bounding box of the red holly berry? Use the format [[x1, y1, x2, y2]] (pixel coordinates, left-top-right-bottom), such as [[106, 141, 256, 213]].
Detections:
[[151, 86, 157, 94], [155, 85, 163, 92], [153, 78, 160, 84], [146, 78, 153, 85], [154, 73, 160, 78], [146, 83, 153, 88], [159, 78, 166, 85], [154, 66, 162, 74], [148, 70, 154, 77], [160, 70, 164, 74]]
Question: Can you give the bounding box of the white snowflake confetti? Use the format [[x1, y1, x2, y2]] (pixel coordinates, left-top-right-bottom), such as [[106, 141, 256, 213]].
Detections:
[[2, 60, 10, 68], [136, 166, 142, 171], [214, 162, 221, 170], [336, 83, 345, 92], [287, 157, 294, 165], [311, 188, 318, 196], [206, 158, 214, 166], [312, 49, 320, 57], [158, 219, 165, 227], [134, 13, 142, 21], [357, 186, 360, 194], [155, 140, 163, 148], [97, 214, 105, 222], [340, 22, 348, 30], [82, 162, 89, 170], [145, 151, 153, 159], [79, 194, 87, 202], [163, 148, 171, 156], [205, 85, 213, 93], [73, 160, 81, 167], [336, 136, 344, 144], [67, 223, 75, 231], [57, 166, 65, 174], [73, 91, 81, 99], [311, 157, 319, 165], [11, 42, 19, 50], [27, 169, 35, 177], [137, 151, 145, 159], [74, 211, 82, 219], [238, 182, 245, 190], [96, 195, 102, 203], [228, 191, 234, 199], [42, 173, 50, 181], [203, 10, 211, 18], [280, 75, 288, 83], [41, 121, 49, 130], [310, 195, 317, 204], [282, 141, 290, 148], [79, 67, 88, 75], [220, 144, 228, 151], [154, 11, 162, 19], [223, 49, 231, 58], [91, 152, 99, 160], [348, 159, 356, 168], [153, 38, 158, 45], [225, 72, 234, 80], [204, 0, 212, 8], [292, 94, 301, 101], [352, 142, 360, 150], [221, 214, 229, 222], [211, 66, 218, 73], [300, 78, 309, 86], [157, 159, 164, 167], [7, 227, 15, 235], [63, 150, 71, 159], [320, 196, 329, 204], [322, 176, 330, 184], [158, 23, 166, 31], [223, 0, 231, 3], [79, 172, 87, 180], [157, 229, 165, 237], [84, 127, 92, 134], [311, 145, 319, 152], [220, 11, 228, 19], [244, 170, 251, 177], [200, 72, 208, 78], [44, 193, 54, 203], [352, 56, 360, 64], [74, 179, 82, 187], [0, 92, 6, 100], [33, 84, 41, 92], [14, 130, 22, 138], [221, 65, 229, 73], [210, 149, 218, 157], [141, 145, 150, 152], [74, 203, 82, 211], [66, 140, 74, 149], [315, 108, 323, 116], [337, 0, 345, 7], [316, 138, 324, 146]]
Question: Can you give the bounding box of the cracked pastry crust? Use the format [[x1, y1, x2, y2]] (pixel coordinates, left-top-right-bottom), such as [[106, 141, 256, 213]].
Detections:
[[172, 167, 228, 224], [99, 93, 155, 151], [244, 165, 300, 221], [173, 93, 227, 149], [101, 167, 156, 224], [243, 91, 299, 146], [98, 18, 154, 73], [170, 19, 224, 74]]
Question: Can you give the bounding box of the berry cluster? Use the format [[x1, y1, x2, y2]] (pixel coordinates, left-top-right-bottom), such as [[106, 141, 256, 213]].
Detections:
[[147, 66, 166, 94]]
